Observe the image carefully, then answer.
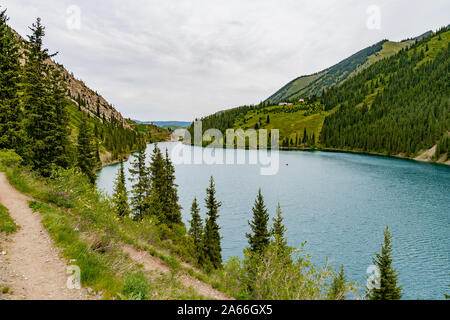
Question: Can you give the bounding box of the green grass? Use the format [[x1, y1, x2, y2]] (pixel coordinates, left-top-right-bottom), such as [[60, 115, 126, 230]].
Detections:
[[0, 154, 227, 299], [351, 40, 413, 77], [28, 200, 125, 297], [415, 30, 450, 67], [232, 103, 327, 145], [0, 203, 18, 235]]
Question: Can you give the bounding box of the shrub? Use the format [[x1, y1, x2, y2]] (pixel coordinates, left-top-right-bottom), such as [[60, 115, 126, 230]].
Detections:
[[223, 243, 358, 300], [0, 149, 22, 169], [122, 273, 151, 300]]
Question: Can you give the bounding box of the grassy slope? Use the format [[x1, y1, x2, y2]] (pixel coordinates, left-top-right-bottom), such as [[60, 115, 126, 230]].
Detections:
[[0, 161, 232, 300], [267, 39, 414, 104], [267, 40, 387, 103], [232, 103, 327, 144], [351, 40, 413, 75]]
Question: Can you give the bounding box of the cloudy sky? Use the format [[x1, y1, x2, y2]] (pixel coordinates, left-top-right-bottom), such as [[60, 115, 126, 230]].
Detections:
[[2, 1, 449, 121]]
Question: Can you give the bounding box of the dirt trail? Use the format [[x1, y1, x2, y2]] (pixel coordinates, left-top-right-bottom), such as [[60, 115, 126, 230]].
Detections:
[[123, 245, 233, 300], [0, 173, 88, 300]]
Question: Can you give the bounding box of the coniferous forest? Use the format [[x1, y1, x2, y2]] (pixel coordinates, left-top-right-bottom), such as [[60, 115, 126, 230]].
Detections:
[[0, 9, 167, 181], [320, 28, 450, 157], [191, 27, 450, 163]]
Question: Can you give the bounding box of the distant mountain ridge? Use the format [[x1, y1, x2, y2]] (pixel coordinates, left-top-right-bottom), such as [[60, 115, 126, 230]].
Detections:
[[265, 34, 426, 103], [132, 120, 191, 130]]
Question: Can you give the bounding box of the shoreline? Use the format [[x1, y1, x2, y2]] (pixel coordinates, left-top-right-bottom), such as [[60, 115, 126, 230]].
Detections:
[[98, 140, 450, 170], [280, 146, 450, 167], [179, 141, 450, 167]]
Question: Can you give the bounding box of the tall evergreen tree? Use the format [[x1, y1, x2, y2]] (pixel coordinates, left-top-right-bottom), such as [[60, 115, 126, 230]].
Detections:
[[271, 203, 287, 248], [163, 148, 182, 224], [77, 119, 97, 184], [22, 17, 70, 176], [112, 161, 129, 218], [246, 189, 270, 254], [148, 144, 166, 220], [329, 264, 347, 300], [368, 226, 402, 300], [188, 197, 203, 261], [0, 8, 23, 152], [128, 147, 149, 220], [201, 176, 222, 270], [302, 128, 307, 144]]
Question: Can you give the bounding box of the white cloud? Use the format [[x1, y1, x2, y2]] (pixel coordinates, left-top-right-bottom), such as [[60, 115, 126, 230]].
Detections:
[[2, 0, 449, 121]]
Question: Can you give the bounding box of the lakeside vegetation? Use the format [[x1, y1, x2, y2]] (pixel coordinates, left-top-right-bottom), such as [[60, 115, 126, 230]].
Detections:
[[1, 147, 412, 299]]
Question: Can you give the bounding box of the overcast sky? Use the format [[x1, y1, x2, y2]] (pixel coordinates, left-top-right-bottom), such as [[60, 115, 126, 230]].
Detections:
[[2, 1, 449, 121]]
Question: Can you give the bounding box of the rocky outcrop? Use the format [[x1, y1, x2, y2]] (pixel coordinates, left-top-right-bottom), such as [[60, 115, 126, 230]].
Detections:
[[11, 28, 130, 128]]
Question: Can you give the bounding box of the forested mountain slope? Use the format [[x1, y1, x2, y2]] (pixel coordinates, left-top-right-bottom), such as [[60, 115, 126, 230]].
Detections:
[[190, 27, 449, 164], [320, 27, 450, 162], [266, 38, 414, 104]]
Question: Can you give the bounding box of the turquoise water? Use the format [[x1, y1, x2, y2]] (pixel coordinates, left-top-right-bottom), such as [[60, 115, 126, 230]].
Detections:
[[97, 142, 450, 299]]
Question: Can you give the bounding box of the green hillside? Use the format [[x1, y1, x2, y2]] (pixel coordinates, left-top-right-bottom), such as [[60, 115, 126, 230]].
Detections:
[[320, 28, 450, 161], [267, 38, 416, 104]]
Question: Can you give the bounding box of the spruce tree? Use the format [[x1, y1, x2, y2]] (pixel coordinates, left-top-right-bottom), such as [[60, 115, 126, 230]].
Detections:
[[0, 8, 23, 152], [368, 226, 402, 300], [201, 176, 222, 270], [246, 189, 270, 254], [112, 161, 129, 218], [188, 197, 203, 261], [128, 147, 149, 220], [329, 264, 347, 300], [163, 148, 182, 225], [77, 119, 97, 184], [148, 144, 166, 220], [22, 18, 70, 176], [271, 203, 287, 248]]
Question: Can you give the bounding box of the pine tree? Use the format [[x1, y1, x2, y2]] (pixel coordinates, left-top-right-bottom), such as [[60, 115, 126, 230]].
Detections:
[[246, 189, 270, 254], [271, 203, 287, 248], [368, 226, 402, 300], [188, 197, 203, 261], [329, 264, 347, 300], [302, 128, 307, 144], [22, 18, 70, 176], [163, 148, 182, 225], [128, 147, 149, 220], [112, 161, 129, 218], [77, 119, 97, 184], [148, 144, 166, 221], [201, 176, 222, 270], [0, 8, 23, 152]]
